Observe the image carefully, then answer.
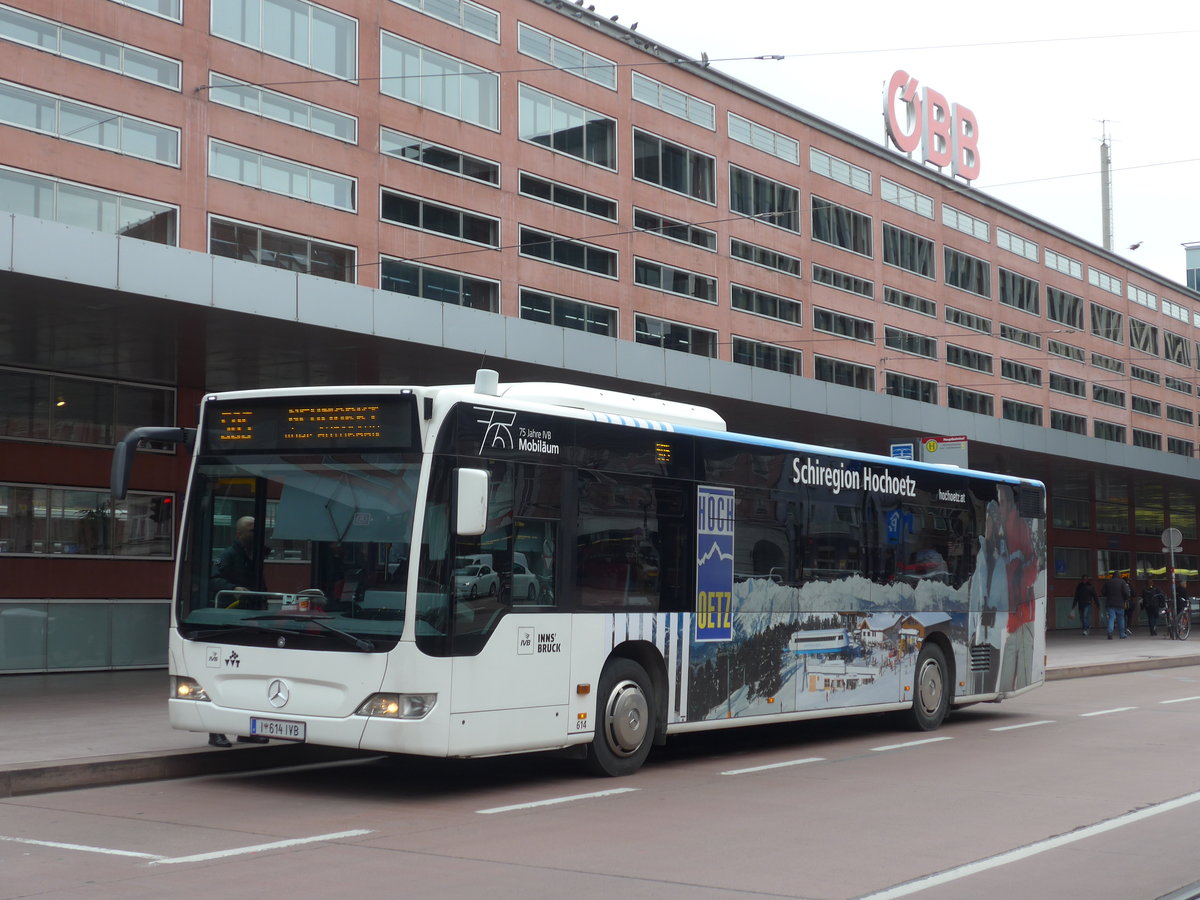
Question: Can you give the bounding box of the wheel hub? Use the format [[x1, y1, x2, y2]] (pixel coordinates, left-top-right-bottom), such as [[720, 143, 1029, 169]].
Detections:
[[605, 679, 649, 756]]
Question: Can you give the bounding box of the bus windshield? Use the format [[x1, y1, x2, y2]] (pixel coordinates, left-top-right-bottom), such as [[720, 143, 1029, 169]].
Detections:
[[178, 453, 424, 649]]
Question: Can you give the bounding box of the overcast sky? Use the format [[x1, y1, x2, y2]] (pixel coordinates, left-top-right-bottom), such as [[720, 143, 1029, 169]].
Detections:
[[597, 0, 1199, 287]]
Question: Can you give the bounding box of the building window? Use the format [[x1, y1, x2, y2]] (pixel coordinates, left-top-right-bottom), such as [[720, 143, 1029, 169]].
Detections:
[[811, 264, 873, 299], [0, 483, 174, 558], [523, 173, 616, 220], [1166, 376, 1193, 395], [997, 227, 1038, 262], [998, 268, 1039, 314], [1092, 351, 1124, 375], [729, 165, 799, 232], [634, 258, 716, 303], [1163, 298, 1190, 324], [1001, 359, 1041, 386], [210, 218, 354, 282], [518, 226, 617, 277], [1049, 373, 1085, 398], [1088, 265, 1122, 296], [635, 315, 717, 357], [1090, 303, 1123, 343], [519, 288, 616, 336], [946, 344, 993, 375], [944, 247, 990, 298], [209, 139, 355, 211], [729, 112, 798, 163], [1054, 547, 1091, 576], [518, 84, 614, 168], [0, 80, 180, 165], [381, 33, 498, 129], [1000, 323, 1040, 350], [731, 285, 801, 325], [948, 386, 994, 415], [881, 178, 934, 218], [814, 356, 874, 391], [884, 327, 936, 360], [635, 209, 715, 250], [1047, 339, 1085, 363], [1168, 437, 1195, 457], [885, 372, 937, 404], [1132, 396, 1161, 417], [730, 238, 800, 276], [883, 287, 935, 318], [381, 129, 497, 184], [107, 0, 181, 21], [211, 73, 357, 143], [882, 224, 934, 278], [1093, 385, 1126, 408], [392, 0, 498, 40], [0, 367, 175, 449], [942, 205, 989, 241], [632, 72, 715, 129], [1131, 365, 1160, 386], [212, 0, 356, 80], [1129, 318, 1159, 355], [1094, 421, 1126, 444], [1002, 399, 1042, 426], [811, 197, 872, 256], [732, 337, 801, 375], [945, 305, 991, 335], [3, 4, 181, 89], [1132, 429, 1162, 451], [633, 130, 715, 202], [809, 147, 870, 193], [1127, 283, 1157, 310], [0, 164, 177, 245], [381, 190, 498, 246], [517, 24, 615, 85], [1045, 248, 1082, 279], [814, 308, 874, 343], [1051, 411, 1087, 435], [1046, 286, 1084, 330], [380, 258, 498, 310]]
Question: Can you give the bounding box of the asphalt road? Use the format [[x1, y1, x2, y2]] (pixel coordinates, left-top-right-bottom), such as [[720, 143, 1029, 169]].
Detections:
[[4, 666, 1200, 900]]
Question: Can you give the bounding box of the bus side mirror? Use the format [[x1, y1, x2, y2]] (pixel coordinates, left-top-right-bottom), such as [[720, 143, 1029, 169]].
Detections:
[[111, 426, 195, 499], [455, 468, 489, 536]]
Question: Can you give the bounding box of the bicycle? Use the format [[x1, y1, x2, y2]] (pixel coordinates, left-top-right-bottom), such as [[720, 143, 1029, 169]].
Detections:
[[1150, 596, 1190, 640]]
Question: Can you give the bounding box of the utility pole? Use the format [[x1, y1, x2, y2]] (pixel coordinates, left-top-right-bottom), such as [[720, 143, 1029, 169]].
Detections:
[[1100, 121, 1113, 252]]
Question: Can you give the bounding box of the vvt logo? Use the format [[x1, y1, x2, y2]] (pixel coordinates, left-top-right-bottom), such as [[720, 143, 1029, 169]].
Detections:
[[476, 407, 516, 453], [224, 650, 241, 668]]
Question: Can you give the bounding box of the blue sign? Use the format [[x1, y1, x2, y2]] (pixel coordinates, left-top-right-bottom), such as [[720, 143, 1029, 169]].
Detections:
[[696, 485, 735, 642], [890, 442, 914, 460]]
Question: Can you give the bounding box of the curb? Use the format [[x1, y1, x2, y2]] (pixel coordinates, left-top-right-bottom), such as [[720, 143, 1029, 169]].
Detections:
[[0, 743, 372, 799], [1046, 654, 1200, 681]]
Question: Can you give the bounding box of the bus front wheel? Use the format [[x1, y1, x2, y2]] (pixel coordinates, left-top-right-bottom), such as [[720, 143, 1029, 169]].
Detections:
[[907, 643, 950, 731], [585, 658, 655, 777]]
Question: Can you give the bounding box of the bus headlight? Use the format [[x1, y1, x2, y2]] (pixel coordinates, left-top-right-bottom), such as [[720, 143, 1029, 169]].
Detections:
[[172, 676, 210, 702], [356, 693, 436, 719]]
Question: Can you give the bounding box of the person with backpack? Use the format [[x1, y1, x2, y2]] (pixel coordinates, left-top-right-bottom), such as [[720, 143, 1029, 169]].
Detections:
[[1103, 573, 1131, 640], [1073, 575, 1097, 636], [1142, 581, 1165, 636]]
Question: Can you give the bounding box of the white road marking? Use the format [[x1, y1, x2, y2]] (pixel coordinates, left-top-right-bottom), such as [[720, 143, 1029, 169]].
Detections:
[[856, 789, 1200, 900], [869, 737, 952, 752], [1160, 696, 1200, 704], [0, 835, 161, 860], [477, 788, 637, 814], [152, 829, 373, 865], [1080, 706, 1136, 717], [722, 757, 824, 775], [990, 720, 1055, 732]]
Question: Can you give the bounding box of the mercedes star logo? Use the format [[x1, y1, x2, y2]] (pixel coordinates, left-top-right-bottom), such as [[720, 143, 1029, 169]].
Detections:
[[267, 678, 290, 708]]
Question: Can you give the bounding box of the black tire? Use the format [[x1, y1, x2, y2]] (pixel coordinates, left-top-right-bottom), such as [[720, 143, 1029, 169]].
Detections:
[[487, 581, 496, 596], [1178, 610, 1191, 640], [906, 643, 950, 731], [585, 658, 656, 777]]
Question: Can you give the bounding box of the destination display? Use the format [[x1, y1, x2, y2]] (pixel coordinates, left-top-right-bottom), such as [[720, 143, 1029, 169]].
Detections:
[[202, 395, 416, 452]]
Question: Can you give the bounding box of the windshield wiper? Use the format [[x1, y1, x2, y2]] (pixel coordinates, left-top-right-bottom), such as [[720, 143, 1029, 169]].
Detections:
[[246, 614, 376, 652], [189, 623, 296, 641]]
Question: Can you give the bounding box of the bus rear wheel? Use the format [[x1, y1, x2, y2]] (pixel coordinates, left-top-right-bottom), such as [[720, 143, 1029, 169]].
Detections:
[[906, 643, 950, 731], [585, 658, 655, 777]]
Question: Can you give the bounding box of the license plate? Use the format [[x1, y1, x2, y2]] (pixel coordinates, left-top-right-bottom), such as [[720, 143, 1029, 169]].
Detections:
[[250, 717, 306, 741]]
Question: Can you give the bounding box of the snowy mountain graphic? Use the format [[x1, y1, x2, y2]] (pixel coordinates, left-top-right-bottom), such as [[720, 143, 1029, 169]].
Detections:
[[697, 540, 733, 566]]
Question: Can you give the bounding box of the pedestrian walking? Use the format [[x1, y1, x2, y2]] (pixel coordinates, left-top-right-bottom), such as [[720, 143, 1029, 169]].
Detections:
[[1103, 573, 1130, 640], [1143, 582, 1165, 636], [1072, 575, 1096, 636]]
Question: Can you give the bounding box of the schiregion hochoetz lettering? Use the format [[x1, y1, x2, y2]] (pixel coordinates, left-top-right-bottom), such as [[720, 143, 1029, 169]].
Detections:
[[791, 457, 917, 498]]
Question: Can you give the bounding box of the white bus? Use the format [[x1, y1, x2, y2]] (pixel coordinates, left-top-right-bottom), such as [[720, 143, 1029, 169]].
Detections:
[[113, 370, 1047, 776]]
